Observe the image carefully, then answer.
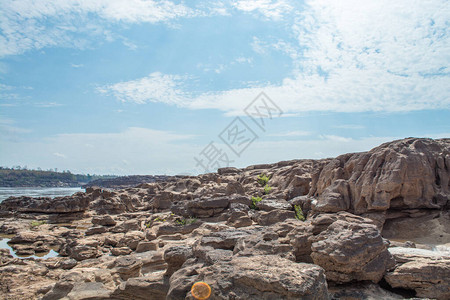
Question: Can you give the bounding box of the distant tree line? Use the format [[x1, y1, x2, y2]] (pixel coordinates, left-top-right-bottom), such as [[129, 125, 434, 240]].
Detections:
[[0, 167, 117, 187]]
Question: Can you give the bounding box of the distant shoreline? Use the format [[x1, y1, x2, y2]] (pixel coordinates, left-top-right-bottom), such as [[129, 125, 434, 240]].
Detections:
[[0, 167, 116, 188], [0, 186, 84, 202]]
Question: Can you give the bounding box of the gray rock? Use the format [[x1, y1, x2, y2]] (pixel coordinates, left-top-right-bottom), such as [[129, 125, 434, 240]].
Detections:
[[169, 255, 328, 299], [187, 197, 230, 217], [0, 193, 90, 214], [310, 217, 395, 283], [164, 246, 194, 277], [85, 226, 107, 236], [92, 215, 116, 226], [136, 241, 158, 253], [256, 198, 292, 211], [385, 247, 450, 299], [110, 219, 141, 233], [253, 209, 296, 226], [309, 138, 450, 215], [111, 247, 132, 256], [112, 272, 169, 300]]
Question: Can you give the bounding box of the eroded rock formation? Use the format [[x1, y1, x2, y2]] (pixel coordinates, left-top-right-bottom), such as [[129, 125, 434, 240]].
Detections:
[[0, 137, 449, 299]]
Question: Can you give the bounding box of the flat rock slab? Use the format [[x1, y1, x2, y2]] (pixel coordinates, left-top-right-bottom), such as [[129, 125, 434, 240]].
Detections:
[[385, 247, 450, 300]]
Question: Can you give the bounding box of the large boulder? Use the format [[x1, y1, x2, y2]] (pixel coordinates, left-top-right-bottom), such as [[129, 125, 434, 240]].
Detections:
[[117, 231, 145, 250], [187, 197, 230, 217], [108, 256, 143, 281], [286, 212, 395, 283], [233, 229, 296, 261], [256, 198, 292, 211], [0, 193, 90, 213], [252, 209, 296, 226], [112, 272, 169, 300], [164, 246, 194, 277], [61, 238, 102, 261], [309, 138, 450, 215], [168, 255, 328, 299], [310, 216, 395, 283], [88, 189, 150, 214], [385, 247, 450, 299], [197, 228, 260, 251], [92, 215, 116, 226], [382, 210, 450, 244]]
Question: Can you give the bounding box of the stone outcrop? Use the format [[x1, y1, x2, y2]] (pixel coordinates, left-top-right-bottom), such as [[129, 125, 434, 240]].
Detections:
[[0, 193, 90, 213], [385, 247, 450, 299], [167, 254, 328, 300], [309, 138, 450, 215], [310, 215, 395, 283], [0, 138, 448, 300]]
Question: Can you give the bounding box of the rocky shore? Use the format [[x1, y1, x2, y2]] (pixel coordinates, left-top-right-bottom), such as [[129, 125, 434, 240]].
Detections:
[[0, 137, 449, 299]]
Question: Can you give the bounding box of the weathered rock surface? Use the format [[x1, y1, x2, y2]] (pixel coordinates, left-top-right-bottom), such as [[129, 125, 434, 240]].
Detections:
[[385, 247, 450, 299], [0, 193, 90, 213], [309, 138, 450, 217], [170, 255, 329, 299], [310, 216, 395, 283], [0, 138, 448, 300], [112, 271, 169, 299], [382, 210, 450, 244], [187, 196, 230, 217], [92, 215, 116, 226]]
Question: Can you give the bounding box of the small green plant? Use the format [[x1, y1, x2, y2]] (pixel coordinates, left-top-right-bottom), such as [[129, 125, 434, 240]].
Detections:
[[154, 217, 166, 222], [175, 217, 198, 226], [145, 222, 152, 228], [263, 184, 272, 195], [294, 205, 305, 221], [30, 220, 46, 228], [250, 196, 263, 210], [257, 173, 270, 186]]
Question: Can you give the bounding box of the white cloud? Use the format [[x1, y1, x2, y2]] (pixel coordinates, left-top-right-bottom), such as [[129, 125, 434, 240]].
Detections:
[[269, 130, 312, 137], [0, 0, 195, 57], [53, 152, 66, 159], [232, 0, 293, 20], [251, 37, 268, 55], [101, 0, 450, 114], [34, 102, 63, 108], [98, 72, 189, 105], [235, 57, 253, 64], [70, 63, 84, 68], [0, 117, 31, 142], [0, 84, 13, 91], [332, 124, 365, 130], [320, 135, 353, 143]]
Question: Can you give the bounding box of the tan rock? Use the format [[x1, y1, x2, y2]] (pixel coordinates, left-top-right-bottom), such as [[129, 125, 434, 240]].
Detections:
[[111, 247, 132, 256], [117, 230, 145, 250], [309, 138, 450, 215], [136, 241, 158, 253], [310, 218, 395, 283], [253, 209, 296, 226], [385, 247, 450, 299]]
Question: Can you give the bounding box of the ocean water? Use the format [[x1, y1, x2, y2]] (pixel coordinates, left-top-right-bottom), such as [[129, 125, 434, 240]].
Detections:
[[0, 187, 83, 202]]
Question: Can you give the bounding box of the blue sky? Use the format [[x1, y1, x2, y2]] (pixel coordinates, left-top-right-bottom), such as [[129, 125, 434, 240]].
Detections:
[[0, 0, 449, 175]]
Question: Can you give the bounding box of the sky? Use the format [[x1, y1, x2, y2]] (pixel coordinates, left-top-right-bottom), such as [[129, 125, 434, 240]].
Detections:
[[0, 0, 449, 175]]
